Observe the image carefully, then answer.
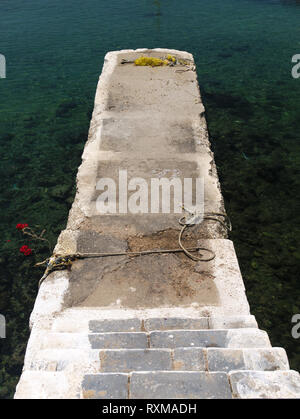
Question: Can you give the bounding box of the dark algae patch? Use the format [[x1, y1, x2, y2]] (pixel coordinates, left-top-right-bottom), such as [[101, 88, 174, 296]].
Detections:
[[0, 101, 90, 398], [204, 87, 300, 372], [0, 0, 300, 397]]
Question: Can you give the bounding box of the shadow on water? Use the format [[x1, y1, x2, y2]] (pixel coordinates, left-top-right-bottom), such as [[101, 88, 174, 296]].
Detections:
[[202, 90, 254, 118], [250, 0, 300, 5], [143, 11, 162, 17], [143, 0, 162, 34], [280, 0, 300, 5]]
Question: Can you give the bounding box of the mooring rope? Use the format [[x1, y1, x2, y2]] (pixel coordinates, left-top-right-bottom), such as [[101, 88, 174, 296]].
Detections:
[[36, 211, 231, 288]]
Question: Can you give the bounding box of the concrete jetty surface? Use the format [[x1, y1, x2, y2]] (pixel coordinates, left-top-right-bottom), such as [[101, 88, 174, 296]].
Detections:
[[15, 49, 300, 399]]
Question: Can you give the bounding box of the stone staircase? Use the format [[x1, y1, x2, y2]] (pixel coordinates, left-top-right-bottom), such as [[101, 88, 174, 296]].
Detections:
[[82, 316, 299, 399], [16, 312, 300, 399]]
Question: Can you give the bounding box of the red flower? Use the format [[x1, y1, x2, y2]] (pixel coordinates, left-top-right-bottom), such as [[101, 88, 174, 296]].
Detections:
[[19, 245, 32, 256], [16, 223, 29, 230]]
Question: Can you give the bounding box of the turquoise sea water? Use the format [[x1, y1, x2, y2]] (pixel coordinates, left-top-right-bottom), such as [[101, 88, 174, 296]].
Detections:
[[0, 0, 300, 397]]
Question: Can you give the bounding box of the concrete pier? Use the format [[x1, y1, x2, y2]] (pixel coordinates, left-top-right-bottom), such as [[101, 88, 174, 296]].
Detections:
[[15, 49, 300, 399]]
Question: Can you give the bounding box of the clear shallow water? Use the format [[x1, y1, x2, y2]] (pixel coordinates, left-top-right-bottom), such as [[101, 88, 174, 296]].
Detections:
[[0, 0, 300, 397]]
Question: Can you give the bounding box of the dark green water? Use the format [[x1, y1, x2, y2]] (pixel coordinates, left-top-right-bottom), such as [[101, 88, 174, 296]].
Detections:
[[0, 0, 300, 398]]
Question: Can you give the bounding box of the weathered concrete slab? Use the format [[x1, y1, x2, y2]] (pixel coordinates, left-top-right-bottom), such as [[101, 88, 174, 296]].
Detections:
[[62, 238, 250, 316], [130, 371, 232, 399], [70, 252, 220, 309]]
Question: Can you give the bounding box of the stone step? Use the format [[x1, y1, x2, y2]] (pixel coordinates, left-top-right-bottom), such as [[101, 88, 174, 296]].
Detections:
[[98, 347, 288, 373], [229, 370, 300, 399], [82, 369, 300, 399], [38, 328, 270, 351], [81, 371, 232, 399], [23, 346, 289, 374], [87, 329, 270, 350], [149, 328, 271, 349], [51, 312, 257, 333], [144, 316, 257, 331]]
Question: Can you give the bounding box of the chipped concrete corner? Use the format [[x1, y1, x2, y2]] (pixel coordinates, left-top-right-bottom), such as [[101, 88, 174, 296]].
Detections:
[[14, 49, 300, 399]]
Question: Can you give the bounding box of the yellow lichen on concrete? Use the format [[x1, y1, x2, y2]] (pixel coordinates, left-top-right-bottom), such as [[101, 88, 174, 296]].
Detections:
[[134, 54, 178, 67], [166, 54, 176, 63], [134, 56, 169, 66]]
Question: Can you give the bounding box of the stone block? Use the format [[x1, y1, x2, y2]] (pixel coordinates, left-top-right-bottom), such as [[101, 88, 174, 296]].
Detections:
[[82, 373, 128, 399], [243, 348, 289, 371], [144, 317, 209, 331], [100, 349, 172, 372], [89, 332, 148, 349], [209, 315, 258, 329], [130, 371, 232, 399], [225, 329, 271, 348], [207, 348, 245, 372], [173, 348, 206, 371], [149, 330, 228, 348], [229, 370, 300, 399], [89, 319, 141, 333]]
